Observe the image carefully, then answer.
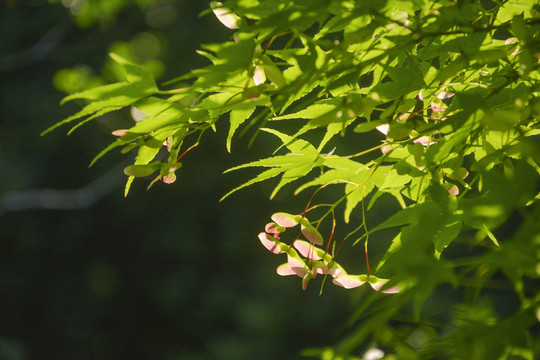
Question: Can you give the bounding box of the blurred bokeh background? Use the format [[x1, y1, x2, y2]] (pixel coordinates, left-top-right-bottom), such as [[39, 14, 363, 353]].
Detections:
[[0, 1, 361, 359]]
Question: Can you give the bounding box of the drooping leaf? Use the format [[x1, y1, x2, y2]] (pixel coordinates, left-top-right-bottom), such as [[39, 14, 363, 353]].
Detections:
[[124, 144, 162, 196], [123, 162, 162, 177], [220, 166, 284, 201], [227, 101, 258, 152], [261, 128, 320, 157], [271, 98, 342, 121], [343, 167, 378, 223]]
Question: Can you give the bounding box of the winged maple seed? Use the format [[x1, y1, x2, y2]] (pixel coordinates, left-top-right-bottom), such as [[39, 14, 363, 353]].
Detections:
[[210, 1, 241, 29], [271, 212, 323, 245], [259, 213, 400, 293]]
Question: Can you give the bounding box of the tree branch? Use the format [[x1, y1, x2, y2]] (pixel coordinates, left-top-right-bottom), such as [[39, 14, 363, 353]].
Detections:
[[0, 161, 128, 216]]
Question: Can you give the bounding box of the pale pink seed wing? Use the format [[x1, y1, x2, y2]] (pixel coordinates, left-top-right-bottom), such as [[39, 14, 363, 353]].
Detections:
[[376, 124, 389, 135], [271, 212, 300, 228], [332, 275, 365, 289], [210, 2, 241, 29], [287, 255, 308, 278], [300, 221, 323, 245], [437, 91, 455, 99], [276, 263, 296, 276], [314, 264, 328, 275], [381, 286, 401, 294], [369, 278, 401, 294], [328, 263, 347, 278], [252, 66, 266, 85], [447, 185, 459, 196], [265, 222, 282, 235], [112, 129, 128, 137], [162, 172, 176, 184], [293, 240, 322, 260], [258, 232, 283, 254], [302, 273, 313, 290], [413, 136, 435, 146], [369, 281, 384, 291]]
